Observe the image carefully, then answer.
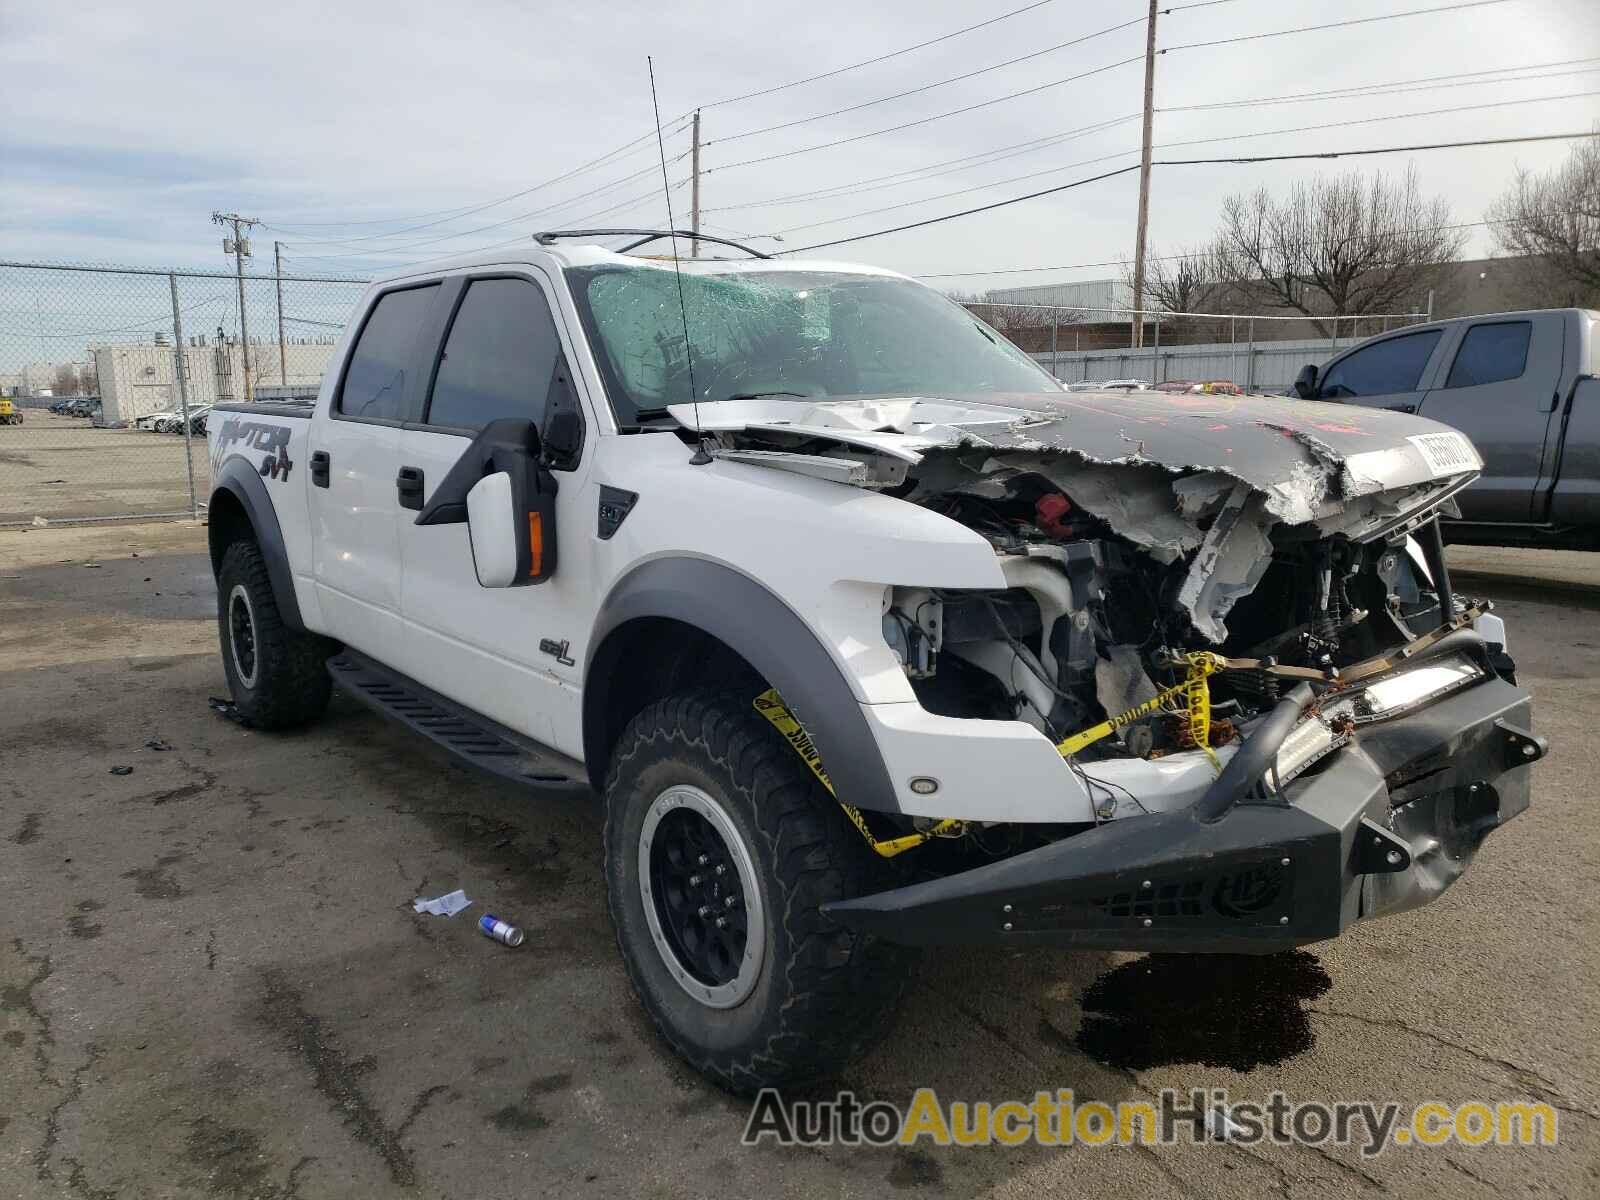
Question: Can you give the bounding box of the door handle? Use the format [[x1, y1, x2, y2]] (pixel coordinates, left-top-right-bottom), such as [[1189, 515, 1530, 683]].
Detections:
[[310, 450, 330, 488], [396, 465, 425, 510], [1394, 404, 1417, 414]]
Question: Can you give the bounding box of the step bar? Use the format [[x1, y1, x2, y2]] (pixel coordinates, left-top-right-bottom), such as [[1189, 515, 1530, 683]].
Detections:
[[326, 650, 589, 793]]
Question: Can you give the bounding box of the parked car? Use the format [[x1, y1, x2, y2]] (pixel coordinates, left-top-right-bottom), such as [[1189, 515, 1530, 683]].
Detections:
[[1293, 308, 1600, 547], [155, 404, 212, 434], [135, 409, 180, 430], [204, 231, 1539, 1092], [0, 398, 23, 425], [48, 398, 75, 414], [1065, 378, 1149, 392], [64, 398, 101, 418]]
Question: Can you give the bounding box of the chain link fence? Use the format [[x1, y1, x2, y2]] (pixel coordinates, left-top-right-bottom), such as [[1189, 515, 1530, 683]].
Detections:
[[0, 261, 367, 526], [960, 301, 1431, 391]]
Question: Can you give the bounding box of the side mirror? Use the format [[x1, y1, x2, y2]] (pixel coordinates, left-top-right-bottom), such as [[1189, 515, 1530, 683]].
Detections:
[[1292, 364, 1318, 400], [466, 472, 522, 587], [415, 417, 558, 586]]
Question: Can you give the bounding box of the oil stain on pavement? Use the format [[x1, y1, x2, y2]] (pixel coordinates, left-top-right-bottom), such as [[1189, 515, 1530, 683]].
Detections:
[[1074, 951, 1331, 1071]]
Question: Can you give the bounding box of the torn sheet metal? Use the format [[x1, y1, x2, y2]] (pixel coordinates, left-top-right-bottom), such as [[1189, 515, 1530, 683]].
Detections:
[[1175, 486, 1277, 643], [693, 390, 1483, 642]]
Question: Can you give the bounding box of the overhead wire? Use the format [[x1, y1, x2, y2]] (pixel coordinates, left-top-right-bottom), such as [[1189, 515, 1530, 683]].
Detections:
[[1160, 0, 1516, 53], [760, 90, 1599, 237], [262, 118, 691, 243], [705, 59, 1594, 219], [706, 53, 1144, 174], [695, 0, 1064, 109], [703, 115, 1141, 214], [916, 213, 1531, 279], [710, 13, 1148, 144], [278, 154, 691, 261], [777, 130, 1597, 254]]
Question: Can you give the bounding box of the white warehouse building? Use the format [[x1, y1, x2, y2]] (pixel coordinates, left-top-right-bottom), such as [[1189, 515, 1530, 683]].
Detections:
[[94, 339, 337, 424]]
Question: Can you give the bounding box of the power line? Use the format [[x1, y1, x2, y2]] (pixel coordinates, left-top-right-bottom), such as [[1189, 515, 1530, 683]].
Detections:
[[0, 295, 223, 340], [710, 14, 1148, 145], [761, 89, 1599, 237], [262, 119, 690, 243], [769, 147, 1137, 235], [1161, 0, 1516, 54], [1163, 58, 1600, 112], [282, 177, 687, 274], [279, 156, 691, 262], [703, 114, 1141, 214], [783, 165, 1143, 255], [706, 53, 1144, 174], [704, 58, 1592, 218], [778, 130, 1596, 254], [916, 215, 1529, 279], [696, 0, 1063, 109]]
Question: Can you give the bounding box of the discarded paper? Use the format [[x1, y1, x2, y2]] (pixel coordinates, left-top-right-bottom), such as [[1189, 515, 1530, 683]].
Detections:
[[413, 889, 471, 917]]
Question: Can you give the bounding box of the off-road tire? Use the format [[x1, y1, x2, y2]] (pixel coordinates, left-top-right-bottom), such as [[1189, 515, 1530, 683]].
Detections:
[[216, 539, 332, 729], [604, 690, 914, 1093]]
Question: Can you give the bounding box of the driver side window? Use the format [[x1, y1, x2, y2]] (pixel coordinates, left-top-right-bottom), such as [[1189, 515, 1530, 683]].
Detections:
[[1319, 329, 1442, 398], [425, 277, 562, 431]]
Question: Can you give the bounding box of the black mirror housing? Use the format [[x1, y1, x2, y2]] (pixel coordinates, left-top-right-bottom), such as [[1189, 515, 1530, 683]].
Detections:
[[1292, 364, 1318, 400], [414, 417, 560, 584]]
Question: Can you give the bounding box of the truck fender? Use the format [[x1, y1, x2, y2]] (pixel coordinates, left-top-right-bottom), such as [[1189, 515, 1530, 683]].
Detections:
[[584, 557, 901, 813], [208, 455, 306, 632]]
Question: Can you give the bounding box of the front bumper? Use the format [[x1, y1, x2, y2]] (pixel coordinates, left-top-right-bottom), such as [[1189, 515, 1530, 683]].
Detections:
[[824, 674, 1544, 953]]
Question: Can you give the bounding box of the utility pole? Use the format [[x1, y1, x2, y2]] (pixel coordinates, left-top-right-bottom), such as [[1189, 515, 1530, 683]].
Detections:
[[212, 211, 260, 401], [273, 240, 288, 386], [1128, 0, 1158, 350], [689, 109, 702, 259]]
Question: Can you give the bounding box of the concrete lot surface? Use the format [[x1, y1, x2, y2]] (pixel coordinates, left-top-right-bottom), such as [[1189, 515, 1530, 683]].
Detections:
[[0, 411, 210, 524], [1, 522, 1595, 1198]]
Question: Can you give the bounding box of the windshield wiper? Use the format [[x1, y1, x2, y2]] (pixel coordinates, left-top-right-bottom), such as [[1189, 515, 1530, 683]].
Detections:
[[723, 391, 808, 402]]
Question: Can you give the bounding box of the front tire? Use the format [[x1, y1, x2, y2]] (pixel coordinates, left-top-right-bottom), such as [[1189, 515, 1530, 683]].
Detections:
[[216, 540, 332, 729], [604, 691, 912, 1094]]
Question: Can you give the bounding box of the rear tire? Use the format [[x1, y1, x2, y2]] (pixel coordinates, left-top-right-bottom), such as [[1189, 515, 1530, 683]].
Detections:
[[604, 690, 913, 1094], [216, 540, 332, 729]]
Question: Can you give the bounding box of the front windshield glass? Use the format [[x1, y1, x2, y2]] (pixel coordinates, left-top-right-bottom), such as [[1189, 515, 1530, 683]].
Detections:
[[565, 265, 1059, 422]]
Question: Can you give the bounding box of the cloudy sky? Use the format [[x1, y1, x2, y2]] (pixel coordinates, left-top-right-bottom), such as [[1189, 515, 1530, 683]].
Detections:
[[2, 0, 1598, 293]]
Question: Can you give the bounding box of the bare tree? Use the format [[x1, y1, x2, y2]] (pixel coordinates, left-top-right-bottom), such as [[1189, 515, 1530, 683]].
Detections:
[[1123, 241, 1240, 342], [1487, 132, 1600, 306], [52, 364, 81, 396], [1216, 166, 1464, 336], [951, 291, 1084, 353]]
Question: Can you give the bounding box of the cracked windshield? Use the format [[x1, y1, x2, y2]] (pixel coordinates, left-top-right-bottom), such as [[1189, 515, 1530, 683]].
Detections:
[[567, 265, 1058, 421]]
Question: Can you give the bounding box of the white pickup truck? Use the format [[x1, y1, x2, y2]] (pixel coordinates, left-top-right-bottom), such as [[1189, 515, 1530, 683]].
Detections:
[[206, 230, 1543, 1093]]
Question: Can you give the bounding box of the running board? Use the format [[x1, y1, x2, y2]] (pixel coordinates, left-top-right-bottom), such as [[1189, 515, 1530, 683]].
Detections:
[[326, 651, 589, 792]]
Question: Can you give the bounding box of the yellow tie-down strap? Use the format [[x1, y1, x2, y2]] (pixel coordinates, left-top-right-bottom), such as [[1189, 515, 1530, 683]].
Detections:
[[1056, 652, 1225, 771], [752, 689, 964, 858]]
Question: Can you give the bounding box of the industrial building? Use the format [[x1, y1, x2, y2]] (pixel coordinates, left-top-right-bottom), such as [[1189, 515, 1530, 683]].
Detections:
[[93, 338, 337, 424]]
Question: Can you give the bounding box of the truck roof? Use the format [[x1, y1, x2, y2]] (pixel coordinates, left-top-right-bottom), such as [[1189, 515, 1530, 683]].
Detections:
[[371, 241, 916, 286]]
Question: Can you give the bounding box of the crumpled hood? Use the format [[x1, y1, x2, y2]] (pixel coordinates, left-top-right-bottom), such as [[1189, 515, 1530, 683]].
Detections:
[[669, 390, 1482, 527]]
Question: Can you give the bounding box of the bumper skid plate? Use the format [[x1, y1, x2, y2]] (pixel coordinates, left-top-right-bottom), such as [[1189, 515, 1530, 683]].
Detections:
[[824, 677, 1543, 953]]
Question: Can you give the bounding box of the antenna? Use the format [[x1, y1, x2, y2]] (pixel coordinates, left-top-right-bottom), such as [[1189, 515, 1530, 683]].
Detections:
[[646, 56, 711, 466]]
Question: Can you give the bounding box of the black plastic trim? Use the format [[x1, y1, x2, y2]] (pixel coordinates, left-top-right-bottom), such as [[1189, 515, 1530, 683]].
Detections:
[[824, 674, 1539, 952], [208, 454, 306, 631], [210, 402, 313, 419], [584, 558, 900, 812], [327, 649, 587, 791]]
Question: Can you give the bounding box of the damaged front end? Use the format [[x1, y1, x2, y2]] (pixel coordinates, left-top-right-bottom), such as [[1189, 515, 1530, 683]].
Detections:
[[681, 390, 1544, 951]]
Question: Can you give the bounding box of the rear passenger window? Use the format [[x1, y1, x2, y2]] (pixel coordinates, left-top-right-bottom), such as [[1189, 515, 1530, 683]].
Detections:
[[1319, 329, 1443, 398], [1444, 321, 1531, 388], [425, 278, 561, 431], [338, 285, 438, 420]]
